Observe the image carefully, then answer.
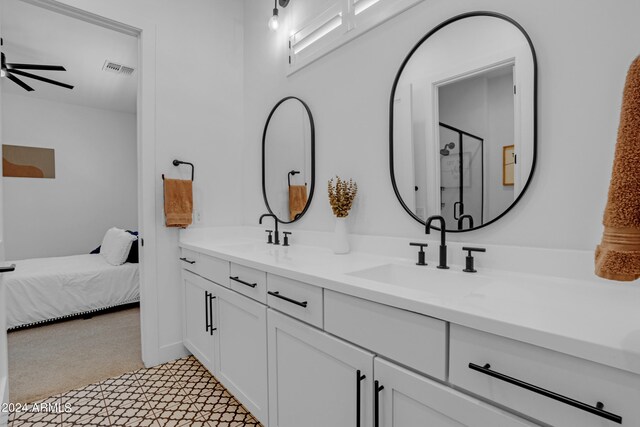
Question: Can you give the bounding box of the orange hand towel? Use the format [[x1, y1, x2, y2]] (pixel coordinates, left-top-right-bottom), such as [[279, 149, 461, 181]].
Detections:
[[164, 179, 193, 228], [289, 185, 308, 221], [595, 55, 640, 281]]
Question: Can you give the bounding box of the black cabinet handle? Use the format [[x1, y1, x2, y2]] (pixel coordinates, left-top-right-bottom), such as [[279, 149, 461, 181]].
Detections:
[[356, 370, 366, 427], [267, 291, 308, 308], [209, 293, 216, 335], [0, 264, 16, 273], [180, 257, 196, 265], [469, 363, 622, 424], [204, 291, 211, 333], [374, 380, 384, 427], [230, 276, 257, 288]]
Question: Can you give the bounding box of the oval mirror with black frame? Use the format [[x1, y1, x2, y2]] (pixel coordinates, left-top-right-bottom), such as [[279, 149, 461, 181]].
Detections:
[[390, 12, 537, 232], [262, 96, 315, 224]]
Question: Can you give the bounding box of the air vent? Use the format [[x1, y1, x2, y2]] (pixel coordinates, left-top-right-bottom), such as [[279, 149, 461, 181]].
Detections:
[[102, 60, 135, 76]]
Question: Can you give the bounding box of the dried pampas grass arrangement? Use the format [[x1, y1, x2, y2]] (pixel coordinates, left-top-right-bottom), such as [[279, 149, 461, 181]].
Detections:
[[328, 176, 358, 218]]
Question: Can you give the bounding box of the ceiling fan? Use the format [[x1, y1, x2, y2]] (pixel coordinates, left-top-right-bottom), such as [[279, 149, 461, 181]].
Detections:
[[0, 38, 74, 92]]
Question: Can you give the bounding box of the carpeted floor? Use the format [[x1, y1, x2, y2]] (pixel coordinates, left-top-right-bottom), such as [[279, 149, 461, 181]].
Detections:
[[7, 307, 144, 403]]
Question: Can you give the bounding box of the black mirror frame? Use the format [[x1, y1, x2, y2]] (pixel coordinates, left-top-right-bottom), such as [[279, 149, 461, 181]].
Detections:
[[262, 96, 316, 224], [389, 11, 538, 233]]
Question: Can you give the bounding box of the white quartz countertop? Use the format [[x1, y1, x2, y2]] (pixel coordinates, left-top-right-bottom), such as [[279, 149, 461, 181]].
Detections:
[[179, 229, 640, 376]]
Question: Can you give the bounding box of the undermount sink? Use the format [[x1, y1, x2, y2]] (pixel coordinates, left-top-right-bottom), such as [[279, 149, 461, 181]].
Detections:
[[346, 264, 490, 298]]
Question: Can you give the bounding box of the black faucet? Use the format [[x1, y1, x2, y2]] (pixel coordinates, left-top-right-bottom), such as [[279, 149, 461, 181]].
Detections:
[[425, 215, 449, 269], [259, 214, 280, 245], [458, 214, 474, 230]]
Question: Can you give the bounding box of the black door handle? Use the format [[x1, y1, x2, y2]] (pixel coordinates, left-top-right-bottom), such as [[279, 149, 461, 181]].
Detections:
[[469, 363, 622, 424], [356, 370, 366, 427], [453, 201, 464, 220], [374, 380, 384, 427], [0, 264, 16, 273], [209, 293, 216, 335], [230, 276, 257, 288], [267, 291, 308, 308], [204, 291, 211, 333], [180, 257, 196, 265]]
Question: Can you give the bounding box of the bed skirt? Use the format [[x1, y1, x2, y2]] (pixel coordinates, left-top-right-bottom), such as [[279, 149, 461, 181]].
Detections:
[[7, 298, 140, 332]]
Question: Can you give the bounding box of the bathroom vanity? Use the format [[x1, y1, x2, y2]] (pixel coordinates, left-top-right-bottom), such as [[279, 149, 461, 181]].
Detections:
[[179, 227, 640, 427]]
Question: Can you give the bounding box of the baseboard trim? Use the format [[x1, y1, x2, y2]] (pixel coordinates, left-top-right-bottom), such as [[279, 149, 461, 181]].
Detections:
[[144, 342, 189, 368]]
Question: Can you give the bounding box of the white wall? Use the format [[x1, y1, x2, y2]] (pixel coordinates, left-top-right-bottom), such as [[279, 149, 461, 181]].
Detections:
[[51, 0, 245, 365], [2, 93, 137, 260], [242, 0, 640, 251]]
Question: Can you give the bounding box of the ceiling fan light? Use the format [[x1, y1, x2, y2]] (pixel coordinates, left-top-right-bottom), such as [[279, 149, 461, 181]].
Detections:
[[0, 69, 6, 78]]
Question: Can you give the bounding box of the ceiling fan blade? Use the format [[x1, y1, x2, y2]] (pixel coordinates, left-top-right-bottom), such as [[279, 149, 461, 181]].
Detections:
[[9, 68, 74, 90], [5, 73, 34, 91], [7, 63, 66, 71]]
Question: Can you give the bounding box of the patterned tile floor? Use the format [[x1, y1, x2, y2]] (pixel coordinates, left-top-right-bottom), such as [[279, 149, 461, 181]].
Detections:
[[8, 356, 262, 426]]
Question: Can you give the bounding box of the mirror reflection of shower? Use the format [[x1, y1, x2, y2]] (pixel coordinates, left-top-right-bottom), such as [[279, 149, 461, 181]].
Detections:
[[440, 142, 456, 156]]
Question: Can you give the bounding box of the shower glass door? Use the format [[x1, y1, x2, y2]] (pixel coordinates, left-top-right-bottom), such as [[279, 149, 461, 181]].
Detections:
[[439, 123, 484, 229]]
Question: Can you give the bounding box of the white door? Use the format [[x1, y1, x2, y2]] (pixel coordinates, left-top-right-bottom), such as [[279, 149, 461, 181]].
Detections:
[[182, 270, 216, 374], [215, 285, 268, 425], [375, 358, 533, 427], [267, 309, 374, 427]]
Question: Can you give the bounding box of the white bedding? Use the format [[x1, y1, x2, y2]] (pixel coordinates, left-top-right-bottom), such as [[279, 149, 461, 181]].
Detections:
[[5, 254, 139, 329]]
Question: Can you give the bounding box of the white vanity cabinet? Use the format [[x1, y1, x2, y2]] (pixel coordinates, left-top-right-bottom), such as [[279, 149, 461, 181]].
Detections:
[[182, 269, 218, 374], [180, 251, 268, 426], [267, 309, 374, 427], [215, 284, 269, 424], [179, 241, 637, 427], [374, 358, 534, 427]]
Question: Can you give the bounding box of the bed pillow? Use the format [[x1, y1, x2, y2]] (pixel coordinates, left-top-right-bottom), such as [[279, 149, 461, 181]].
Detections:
[[91, 230, 139, 263], [100, 227, 137, 266]]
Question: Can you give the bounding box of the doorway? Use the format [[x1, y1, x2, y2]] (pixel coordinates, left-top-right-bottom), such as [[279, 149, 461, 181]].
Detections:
[[435, 62, 516, 228], [0, 0, 146, 403]]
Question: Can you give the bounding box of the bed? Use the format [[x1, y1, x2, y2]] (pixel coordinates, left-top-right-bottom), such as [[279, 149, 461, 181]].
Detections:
[[5, 254, 139, 330]]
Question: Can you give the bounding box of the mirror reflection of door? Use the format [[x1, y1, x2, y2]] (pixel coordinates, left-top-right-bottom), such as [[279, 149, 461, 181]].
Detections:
[[436, 64, 515, 228]]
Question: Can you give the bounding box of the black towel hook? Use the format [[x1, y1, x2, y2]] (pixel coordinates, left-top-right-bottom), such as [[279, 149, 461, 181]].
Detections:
[[162, 159, 194, 181]]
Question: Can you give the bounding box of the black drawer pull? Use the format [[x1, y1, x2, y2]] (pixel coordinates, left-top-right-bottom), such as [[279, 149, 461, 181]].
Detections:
[[268, 291, 308, 308], [374, 380, 384, 427], [180, 257, 196, 265], [356, 370, 366, 427], [0, 264, 16, 273], [230, 276, 257, 288], [469, 363, 622, 424]]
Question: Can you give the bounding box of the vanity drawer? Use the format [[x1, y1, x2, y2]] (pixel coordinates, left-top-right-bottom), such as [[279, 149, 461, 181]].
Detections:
[[267, 274, 323, 328], [449, 324, 640, 427], [179, 249, 200, 274], [198, 254, 229, 286], [229, 263, 267, 303], [324, 290, 447, 380]]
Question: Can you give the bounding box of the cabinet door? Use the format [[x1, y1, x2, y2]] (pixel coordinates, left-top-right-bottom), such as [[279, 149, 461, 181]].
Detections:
[[268, 309, 374, 427], [216, 285, 268, 425], [182, 270, 217, 373], [374, 358, 533, 427]]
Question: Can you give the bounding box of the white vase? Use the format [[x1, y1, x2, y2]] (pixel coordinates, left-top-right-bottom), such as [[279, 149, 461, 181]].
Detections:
[[333, 217, 350, 254]]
